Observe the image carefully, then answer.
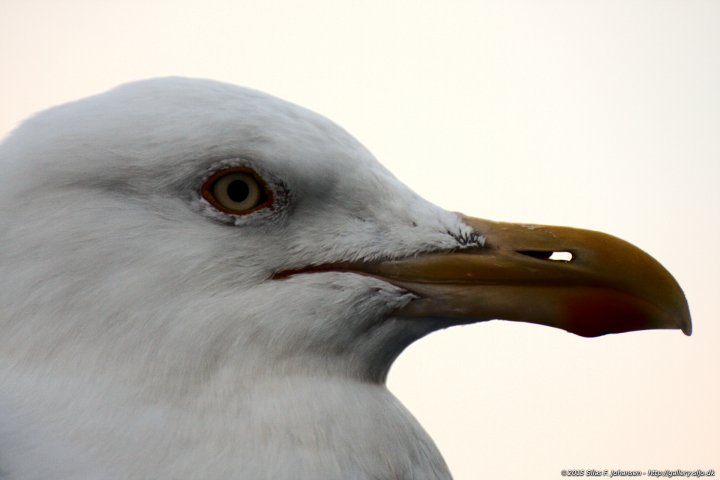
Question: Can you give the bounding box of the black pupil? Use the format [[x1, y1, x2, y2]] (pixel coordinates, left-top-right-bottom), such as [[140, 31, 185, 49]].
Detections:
[[227, 179, 250, 203]]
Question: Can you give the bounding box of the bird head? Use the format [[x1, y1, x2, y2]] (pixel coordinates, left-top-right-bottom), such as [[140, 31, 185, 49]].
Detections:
[[0, 78, 690, 387]]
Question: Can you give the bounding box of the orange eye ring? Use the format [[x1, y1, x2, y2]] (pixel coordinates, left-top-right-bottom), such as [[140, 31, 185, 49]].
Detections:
[[200, 167, 273, 215]]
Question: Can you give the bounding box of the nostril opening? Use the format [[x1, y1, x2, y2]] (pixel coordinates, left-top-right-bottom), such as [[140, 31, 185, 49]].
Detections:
[[518, 250, 573, 262], [519, 250, 552, 260], [549, 251, 573, 261]]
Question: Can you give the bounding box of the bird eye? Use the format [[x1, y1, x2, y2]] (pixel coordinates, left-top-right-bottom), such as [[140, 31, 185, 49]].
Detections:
[[200, 168, 272, 215]]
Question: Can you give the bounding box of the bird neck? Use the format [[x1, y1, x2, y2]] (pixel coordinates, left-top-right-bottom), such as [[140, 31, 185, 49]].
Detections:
[[2, 358, 453, 479]]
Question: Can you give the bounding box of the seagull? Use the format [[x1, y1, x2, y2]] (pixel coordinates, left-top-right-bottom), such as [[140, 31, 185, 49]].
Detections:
[[0, 78, 691, 480]]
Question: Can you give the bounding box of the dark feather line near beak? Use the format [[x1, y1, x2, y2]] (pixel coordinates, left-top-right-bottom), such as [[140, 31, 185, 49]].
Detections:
[[273, 215, 691, 338]]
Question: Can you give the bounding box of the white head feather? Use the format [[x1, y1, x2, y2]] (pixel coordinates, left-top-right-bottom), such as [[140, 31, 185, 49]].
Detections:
[[0, 78, 480, 479]]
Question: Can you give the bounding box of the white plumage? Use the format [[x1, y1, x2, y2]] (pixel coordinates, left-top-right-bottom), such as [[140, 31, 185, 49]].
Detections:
[[0, 78, 690, 479], [0, 78, 471, 479]]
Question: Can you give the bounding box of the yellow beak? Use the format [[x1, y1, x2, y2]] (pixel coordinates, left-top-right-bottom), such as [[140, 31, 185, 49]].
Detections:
[[367, 216, 691, 337]]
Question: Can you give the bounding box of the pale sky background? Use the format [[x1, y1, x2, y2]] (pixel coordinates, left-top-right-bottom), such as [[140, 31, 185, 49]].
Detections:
[[1, 1, 718, 478]]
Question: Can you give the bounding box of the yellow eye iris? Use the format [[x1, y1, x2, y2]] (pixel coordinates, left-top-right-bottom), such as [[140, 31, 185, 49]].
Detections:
[[201, 168, 272, 215]]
